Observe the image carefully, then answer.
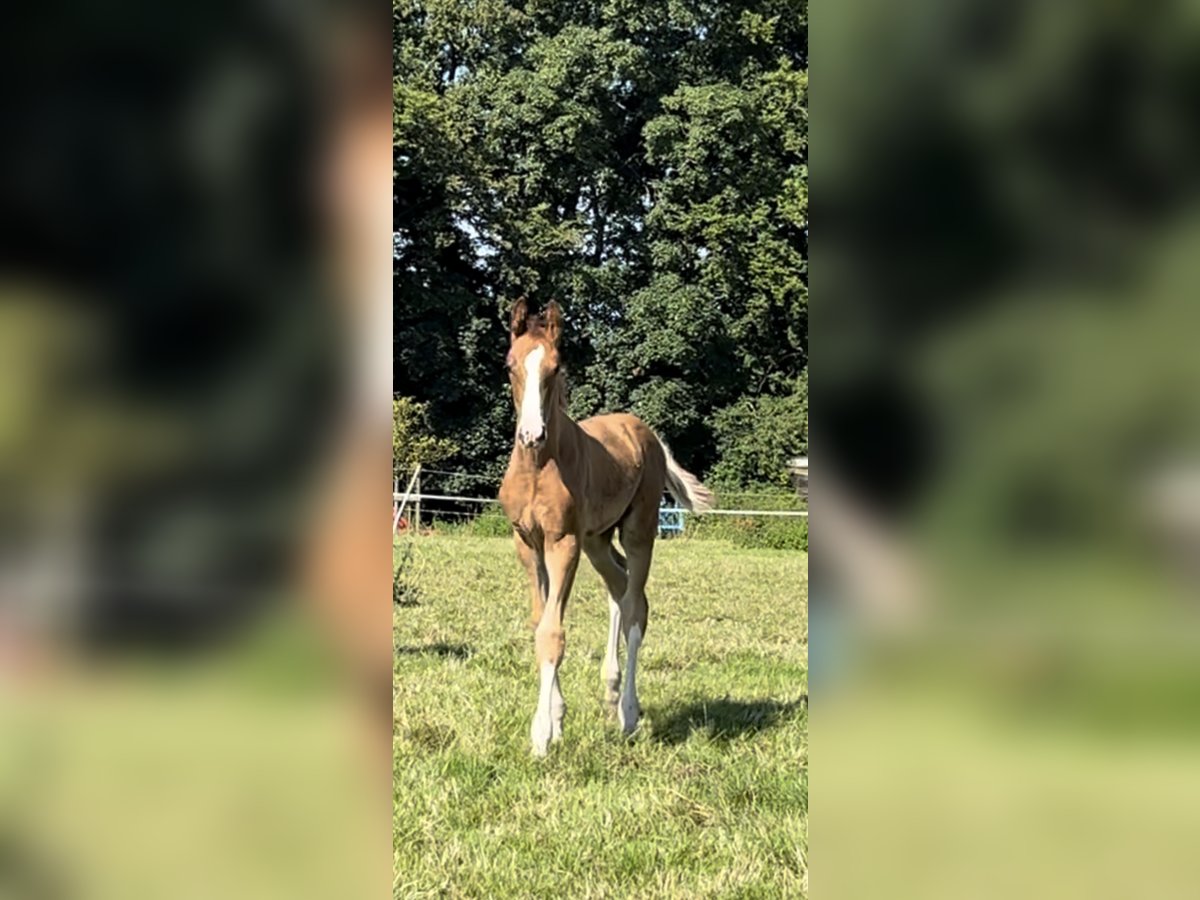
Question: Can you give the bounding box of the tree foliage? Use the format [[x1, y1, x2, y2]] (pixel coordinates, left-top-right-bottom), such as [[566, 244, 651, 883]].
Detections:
[[393, 396, 458, 477], [395, 0, 807, 486]]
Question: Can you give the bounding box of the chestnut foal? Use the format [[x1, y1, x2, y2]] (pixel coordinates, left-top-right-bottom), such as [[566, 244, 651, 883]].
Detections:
[[498, 299, 714, 756]]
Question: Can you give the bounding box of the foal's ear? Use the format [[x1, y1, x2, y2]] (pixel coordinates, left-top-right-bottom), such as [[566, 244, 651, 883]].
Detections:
[[544, 300, 563, 344], [510, 296, 529, 339]]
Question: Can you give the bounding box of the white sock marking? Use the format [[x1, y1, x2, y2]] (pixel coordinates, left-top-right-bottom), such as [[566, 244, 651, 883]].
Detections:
[[602, 595, 621, 696], [531, 660, 556, 756], [550, 677, 565, 742], [619, 623, 642, 734]]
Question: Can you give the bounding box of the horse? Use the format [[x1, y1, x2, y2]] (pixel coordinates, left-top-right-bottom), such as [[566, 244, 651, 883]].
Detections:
[[498, 298, 714, 756]]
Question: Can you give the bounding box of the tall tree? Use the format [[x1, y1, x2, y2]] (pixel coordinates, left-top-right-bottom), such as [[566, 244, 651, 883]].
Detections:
[[395, 0, 807, 485]]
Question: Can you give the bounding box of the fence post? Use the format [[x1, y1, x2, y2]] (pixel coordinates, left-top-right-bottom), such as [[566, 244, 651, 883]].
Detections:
[[413, 470, 421, 532], [393, 464, 422, 535]]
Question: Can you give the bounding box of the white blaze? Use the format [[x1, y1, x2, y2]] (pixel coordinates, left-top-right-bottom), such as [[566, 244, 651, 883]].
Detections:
[[517, 345, 546, 444]]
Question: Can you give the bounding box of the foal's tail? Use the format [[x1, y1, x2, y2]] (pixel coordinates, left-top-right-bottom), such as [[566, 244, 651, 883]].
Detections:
[[657, 437, 715, 512]]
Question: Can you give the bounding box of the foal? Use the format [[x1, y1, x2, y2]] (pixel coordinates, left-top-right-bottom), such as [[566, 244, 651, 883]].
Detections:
[[498, 298, 714, 756]]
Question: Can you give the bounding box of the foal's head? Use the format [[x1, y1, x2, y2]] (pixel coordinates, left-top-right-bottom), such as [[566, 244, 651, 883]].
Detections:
[[507, 297, 564, 449]]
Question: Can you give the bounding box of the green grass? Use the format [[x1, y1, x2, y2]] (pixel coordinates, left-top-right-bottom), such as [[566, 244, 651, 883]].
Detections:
[[394, 534, 808, 898]]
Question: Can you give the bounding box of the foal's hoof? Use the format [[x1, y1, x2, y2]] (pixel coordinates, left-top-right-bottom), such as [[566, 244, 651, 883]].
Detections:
[[617, 695, 641, 736], [530, 715, 553, 757]]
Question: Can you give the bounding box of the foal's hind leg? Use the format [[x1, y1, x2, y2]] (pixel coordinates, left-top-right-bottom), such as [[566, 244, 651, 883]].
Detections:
[[617, 512, 656, 735], [584, 533, 627, 709]]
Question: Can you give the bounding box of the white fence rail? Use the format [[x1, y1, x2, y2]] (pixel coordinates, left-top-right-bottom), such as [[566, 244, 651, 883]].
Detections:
[[392, 490, 807, 518]]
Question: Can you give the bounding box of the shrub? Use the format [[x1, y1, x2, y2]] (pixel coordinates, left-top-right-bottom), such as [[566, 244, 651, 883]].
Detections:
[[685, 511, 807, 551], [394, 396, 457, 478], [732, 515, 808, 551], [679, 483, 806, 550], [709, 373, 808, 488], [430, 506, 512, 538], [466, 506, 512, 537]]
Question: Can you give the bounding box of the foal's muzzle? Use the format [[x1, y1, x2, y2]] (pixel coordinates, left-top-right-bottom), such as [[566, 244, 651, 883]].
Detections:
[[518, 426, 546, 448]]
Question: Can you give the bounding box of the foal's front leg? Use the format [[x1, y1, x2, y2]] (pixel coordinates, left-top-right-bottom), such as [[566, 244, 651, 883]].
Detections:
[[531, 534, 579, 756], [514, 535, 547, 629]]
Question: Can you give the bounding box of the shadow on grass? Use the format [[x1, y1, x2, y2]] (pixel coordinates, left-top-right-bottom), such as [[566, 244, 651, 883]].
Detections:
[[651, 696, 807, 745], [394, 642, 473, 660]]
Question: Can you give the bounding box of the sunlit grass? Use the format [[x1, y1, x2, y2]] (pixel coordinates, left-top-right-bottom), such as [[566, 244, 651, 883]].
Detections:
[[394, 534, 807, 898]]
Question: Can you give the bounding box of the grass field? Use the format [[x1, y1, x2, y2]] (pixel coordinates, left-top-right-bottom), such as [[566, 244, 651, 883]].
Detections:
[[393, 533, 808, 898]]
